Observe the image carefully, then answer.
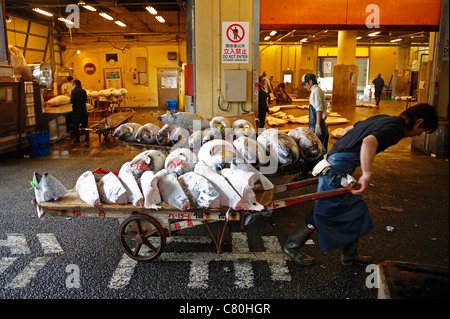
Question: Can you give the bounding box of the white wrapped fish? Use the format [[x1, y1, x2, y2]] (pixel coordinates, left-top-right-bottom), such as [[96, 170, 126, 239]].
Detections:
[[194, 161, 244, 210], [210, 116, 232, 139], [178, 172, 221, 209], [232, 158, 274, 191], [165, 148, 198, 177], [233, 136, 268, 166], [158, 111, 209, 130], [118, 162, 144, 206], [46, 95, 71, 107], [76, 171, 101, 207], [97, 172, 128, 204], [155, 169, 190, 211], [220, 168, 264, 211], [197, 139, 235, 171], [32, 172, 68, 218], [138, 171, 161, 210], [135, 123, 160, 144], [129, 150, 166, 179], [233, 119, 256, 139], [257, 128, 299, 165]]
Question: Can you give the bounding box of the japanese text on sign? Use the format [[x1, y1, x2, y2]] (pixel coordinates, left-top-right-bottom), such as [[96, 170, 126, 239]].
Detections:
[[222, 22, 249, 63]]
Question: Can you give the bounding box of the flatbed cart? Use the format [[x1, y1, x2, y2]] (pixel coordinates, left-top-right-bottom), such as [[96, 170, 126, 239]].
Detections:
[[34, 170, 356, 263], [84, 108, 135, 142]]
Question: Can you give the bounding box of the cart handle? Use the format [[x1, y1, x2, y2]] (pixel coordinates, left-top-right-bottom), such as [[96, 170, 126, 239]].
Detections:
[[92, 167, 119, 175]]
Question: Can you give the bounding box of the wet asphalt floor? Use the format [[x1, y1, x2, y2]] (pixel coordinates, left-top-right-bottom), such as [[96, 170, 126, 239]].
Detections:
[[0, 99, 448, 303]]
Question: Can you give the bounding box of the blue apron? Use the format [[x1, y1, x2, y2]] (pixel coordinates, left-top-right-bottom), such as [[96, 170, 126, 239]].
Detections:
[[309, 104, 329, 153], [313, 152, 374, 251]]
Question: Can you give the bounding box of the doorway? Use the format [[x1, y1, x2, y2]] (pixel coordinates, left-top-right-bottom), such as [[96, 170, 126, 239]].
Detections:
[[157, 68, 179, 108]]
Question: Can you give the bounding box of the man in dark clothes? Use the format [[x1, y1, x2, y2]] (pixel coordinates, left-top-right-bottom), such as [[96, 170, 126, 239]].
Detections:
[[282, 103, 438, 266], [372, 73, 385, 106], [258, 75, 269, 128], [71, 80, 89, 142]]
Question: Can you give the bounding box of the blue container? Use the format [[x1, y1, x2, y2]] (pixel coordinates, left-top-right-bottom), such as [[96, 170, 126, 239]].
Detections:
[[27, 132, 50, 156], [167, 100, 177, 111]]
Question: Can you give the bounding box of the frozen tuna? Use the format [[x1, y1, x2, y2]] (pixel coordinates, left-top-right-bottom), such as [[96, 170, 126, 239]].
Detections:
[[118, 162, 144, 206], [257, 128, 299, 165], [220, 168, 264, 211], [233, 136, 268, 166], [188, 130, 202, 150], [158, 111, 209, 130], [129, 150, 166, 179], [113, 123, 142, 142], [170, 126, 190, 147], [178, 172, 221, 209], [233, 119, 256, 139], [135, 123, 160, 144], [197, 139, 236, 171], [155, 169, 190, 211], [156, 124, 176, 145], [165, 148, 198, 176], [76, 171, 101, 207], [138, 171, 161, 210], [210, 116, 232, 138], [194, 160, 244, 210], [97, 172, 128, 204], [232, 158, 274, 191], [288, 127, 324, 162], [201, 127, 222, 145]]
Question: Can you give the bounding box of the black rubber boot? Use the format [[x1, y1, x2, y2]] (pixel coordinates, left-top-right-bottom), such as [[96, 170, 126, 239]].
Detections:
[[282, 223, 315, 265], [340, 240, 373, 266]]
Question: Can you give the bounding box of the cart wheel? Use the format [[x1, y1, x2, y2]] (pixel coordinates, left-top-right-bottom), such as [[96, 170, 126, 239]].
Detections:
[[117, 214, 166, 262]]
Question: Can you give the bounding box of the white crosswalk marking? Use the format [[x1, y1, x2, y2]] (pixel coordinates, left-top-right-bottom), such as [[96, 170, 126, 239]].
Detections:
[[0, 233, 30, 254], [0, 257, 18, 274], [108, 254, 139, 289], [108, 233, 292, 289], [36, 233, 64, 254], [6, 256, 52, 288]]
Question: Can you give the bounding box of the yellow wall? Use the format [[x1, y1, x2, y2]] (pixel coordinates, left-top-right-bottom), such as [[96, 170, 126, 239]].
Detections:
[[368, 46, 398, 84], [62, 44, 186, 108], [195, 0, 255, 118]]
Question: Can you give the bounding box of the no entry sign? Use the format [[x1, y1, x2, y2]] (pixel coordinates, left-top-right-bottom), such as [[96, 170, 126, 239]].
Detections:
[[222, 22, 249, 63]]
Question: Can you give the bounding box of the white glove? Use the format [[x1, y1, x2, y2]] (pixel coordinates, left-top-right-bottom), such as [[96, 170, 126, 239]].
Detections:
[[315, 124, 322, 136]]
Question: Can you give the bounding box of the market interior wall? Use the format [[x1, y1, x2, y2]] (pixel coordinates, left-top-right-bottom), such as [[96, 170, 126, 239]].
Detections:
[[62, 44, 186, 108]]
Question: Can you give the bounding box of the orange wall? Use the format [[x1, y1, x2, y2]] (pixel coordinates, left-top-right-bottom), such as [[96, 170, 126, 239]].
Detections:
[[260, 0, 441, 30]]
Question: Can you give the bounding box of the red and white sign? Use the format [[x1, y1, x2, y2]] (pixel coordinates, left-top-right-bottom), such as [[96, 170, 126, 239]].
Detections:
[[222, 22, 249, 63]]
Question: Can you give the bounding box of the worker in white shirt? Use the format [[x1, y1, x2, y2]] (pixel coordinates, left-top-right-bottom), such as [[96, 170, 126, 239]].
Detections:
[[301, 73, 329, 152], [61, 76, 74, 97], [293, 73, 329, 181]]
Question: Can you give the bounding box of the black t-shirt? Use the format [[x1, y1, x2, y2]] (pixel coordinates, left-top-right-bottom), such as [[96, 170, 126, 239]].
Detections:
[[328, 114, 405, 157]]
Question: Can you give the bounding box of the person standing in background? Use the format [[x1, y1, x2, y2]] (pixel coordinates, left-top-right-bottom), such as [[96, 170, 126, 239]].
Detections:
[[372, 73, 385, 106], [258, 75, 269, 128], [61, 76, 74, 97], [71, 80, 89, 143]]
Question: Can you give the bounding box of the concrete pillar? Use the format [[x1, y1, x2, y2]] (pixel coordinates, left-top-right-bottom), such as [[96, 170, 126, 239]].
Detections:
[[392, 46, 411, 96], [337, 31, 357, 65], [332, 31, 358, 109]]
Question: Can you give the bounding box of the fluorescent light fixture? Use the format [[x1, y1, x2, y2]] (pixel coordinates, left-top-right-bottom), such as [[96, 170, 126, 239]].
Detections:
[[264, 36, 271, 40], [33, 8, 53, 17], [77, 1, 85, 5], [155, 15, 165, 23], [390, 38, 402, 42], [115, 21, 126, 27], [300, 38, 308, 42], [83, 5, 96, 11], [58, 17, 74, 25], [356, 36, 362, 40], [99, 12, 114, 20], [368, 31, 380, 36], [146, 6, 157, 15], [269, 31, 277, 36]]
